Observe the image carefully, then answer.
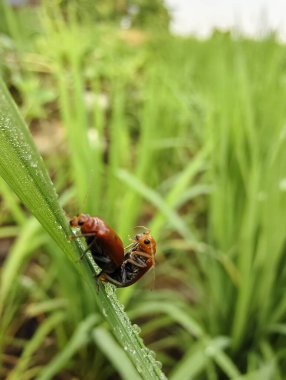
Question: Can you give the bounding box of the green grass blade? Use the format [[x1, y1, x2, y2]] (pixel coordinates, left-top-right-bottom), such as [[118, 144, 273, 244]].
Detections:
[[117, 169, 197, 245], [0, 78, 167, 380], [170, 337, 240, 380], [150, 146, 209, 236], [0, 177, 26, 225], [169, 342, 209, 380], [0, 218, 43, 309], [8, 312, 65, 380], [235, 363, 275, 380], [0, 76, 72, 254], [131, 302, 204, 338], [93, 327, 141, 380], [37, 315, 99, 380]]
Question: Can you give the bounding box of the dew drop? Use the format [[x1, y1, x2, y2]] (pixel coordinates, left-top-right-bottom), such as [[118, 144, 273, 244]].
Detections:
[[155, 360, 163, 370], [132, 324, 141, 335], [105, 283, 115, 296], [148, 350, 156, 359], [279, 178, 286, 191]]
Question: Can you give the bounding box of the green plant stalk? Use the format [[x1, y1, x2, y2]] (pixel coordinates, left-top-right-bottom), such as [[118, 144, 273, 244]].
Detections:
[[0, 78, 167, 380], [205, 38, 286, 362], [105, 84, 127, 222], [8, 312, 65, 380], [116, 71, 160, 236], [44, 4, 100, 214], [1, 1, 21, 47], [93, 327, 141, 380], [55, 67, 91, 209], [149, 146, 209, 237], [37, 315, 99, 380], [90, 78, 105, 215], [0, 218, 44, 310]]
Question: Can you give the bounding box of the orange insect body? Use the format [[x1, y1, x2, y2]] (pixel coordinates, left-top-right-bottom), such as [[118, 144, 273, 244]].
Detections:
[[98, 231, 156, 288], [70, 214, 124, 273], [70, 214, 156, 288]]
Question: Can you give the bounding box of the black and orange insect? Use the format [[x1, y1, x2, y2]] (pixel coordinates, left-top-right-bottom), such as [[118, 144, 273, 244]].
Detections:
[[70, 214, 156, 288], [70, 213, 124, 274], [98, 230, 156, 288]]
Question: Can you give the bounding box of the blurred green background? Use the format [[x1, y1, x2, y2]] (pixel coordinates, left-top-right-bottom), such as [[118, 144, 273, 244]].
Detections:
[[1, 0, 286, 379]]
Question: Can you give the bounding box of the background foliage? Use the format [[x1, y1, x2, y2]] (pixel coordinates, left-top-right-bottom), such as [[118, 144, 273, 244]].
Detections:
[[0, 1, 286, 379]]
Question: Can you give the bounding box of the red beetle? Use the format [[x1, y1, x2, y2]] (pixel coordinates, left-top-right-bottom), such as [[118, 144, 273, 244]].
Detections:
[[70, 214, 124, 274]]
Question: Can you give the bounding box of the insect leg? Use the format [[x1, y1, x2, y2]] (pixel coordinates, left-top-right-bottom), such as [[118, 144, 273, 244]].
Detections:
[[79, 235, 99, 259], [131, 251, 152, 259], [97, 272, 124, 287], [70, 232, 98, 239], [131, 250, 154, 266], [124, 257, 147, 268]]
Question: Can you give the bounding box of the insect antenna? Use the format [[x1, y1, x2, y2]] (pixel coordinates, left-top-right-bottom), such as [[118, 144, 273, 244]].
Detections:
[[134, 225, 150, 234]]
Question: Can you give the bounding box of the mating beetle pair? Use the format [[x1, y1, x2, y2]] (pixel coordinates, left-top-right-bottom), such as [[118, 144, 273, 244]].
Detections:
[[70, 214, 156, 288]]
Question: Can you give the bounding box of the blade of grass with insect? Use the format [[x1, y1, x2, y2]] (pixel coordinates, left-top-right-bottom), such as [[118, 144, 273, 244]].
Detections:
[[141, 34, 286, 377], [0, 77, 167, 379], [3, 2, 286, 376]]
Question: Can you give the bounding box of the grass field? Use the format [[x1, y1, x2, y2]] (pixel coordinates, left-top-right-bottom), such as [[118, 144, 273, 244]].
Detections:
[[0, 2, 286, 379]]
